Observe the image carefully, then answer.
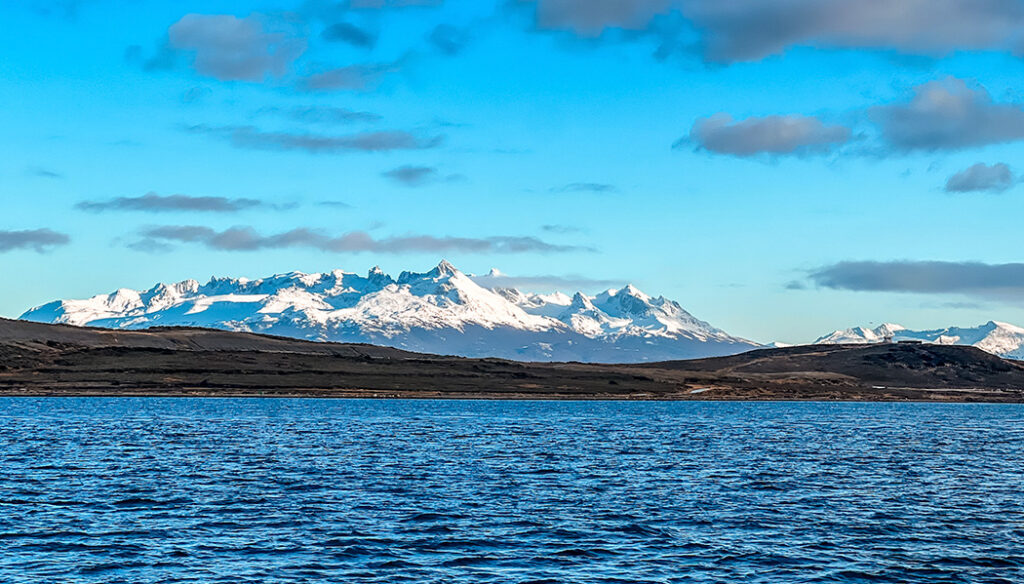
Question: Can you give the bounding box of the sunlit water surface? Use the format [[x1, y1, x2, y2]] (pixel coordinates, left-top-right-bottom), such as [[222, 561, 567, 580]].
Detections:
[[1, 398, 1023, 583]]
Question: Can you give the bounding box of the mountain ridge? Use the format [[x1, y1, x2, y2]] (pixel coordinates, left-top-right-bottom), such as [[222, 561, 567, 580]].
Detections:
[[20, 261, 759, 363], [814, 321, 1024, 360]]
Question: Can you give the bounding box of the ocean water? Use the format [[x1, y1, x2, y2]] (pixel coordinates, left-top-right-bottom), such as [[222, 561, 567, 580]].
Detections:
[[1, 399, 1022, 583]]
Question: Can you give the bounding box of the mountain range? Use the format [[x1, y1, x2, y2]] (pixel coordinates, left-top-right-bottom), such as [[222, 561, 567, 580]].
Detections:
[[19, 261, 1024, 362], [814, 322, 1024, 360], [20, 261, 758, 363]]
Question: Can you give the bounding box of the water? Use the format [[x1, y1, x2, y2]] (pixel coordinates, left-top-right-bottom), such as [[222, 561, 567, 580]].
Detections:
[[1, 399, 1023, 583]]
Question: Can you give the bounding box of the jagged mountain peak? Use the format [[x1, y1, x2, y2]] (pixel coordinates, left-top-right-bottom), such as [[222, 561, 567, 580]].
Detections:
[[436, 259, 457, 274], [397, 259, 463, 285], [20, 262, 759, 363], [569, 291, 594, 310], [814, 321, 1024, 360]]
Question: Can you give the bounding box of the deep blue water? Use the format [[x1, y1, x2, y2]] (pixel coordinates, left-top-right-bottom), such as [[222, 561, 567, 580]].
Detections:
[[1, 399, 1023, 583]]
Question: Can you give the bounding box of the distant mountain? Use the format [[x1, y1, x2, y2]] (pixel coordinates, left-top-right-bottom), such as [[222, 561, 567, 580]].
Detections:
[[20, 260, 760, 363], [814, 321, 1024, 360]]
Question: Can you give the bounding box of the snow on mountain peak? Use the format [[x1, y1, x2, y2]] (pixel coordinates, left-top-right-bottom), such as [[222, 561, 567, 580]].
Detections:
[[815, 321, 1024, 360], [19, 261, 759, 362], [436, 259, 457, 275]]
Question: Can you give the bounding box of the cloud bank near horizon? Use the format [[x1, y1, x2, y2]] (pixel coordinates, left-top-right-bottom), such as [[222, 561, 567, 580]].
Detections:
[[803, 260, 1024, 300]]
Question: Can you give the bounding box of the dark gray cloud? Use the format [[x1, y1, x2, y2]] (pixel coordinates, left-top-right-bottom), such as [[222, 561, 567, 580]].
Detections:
[[0, 229, 70, 253], [871, 78, 1024, 151], [77, 192, 263, 213], [382, 165, 438, 186], [428, 24, 471, 55], [683, 114, 850, 157], [805, 260, 1024, 299], [133, 225, 587, 254], [686, 0, 1024, 62], [167, 14, 305, 81], [186, 124, 443, 153], [552, 182, 619, 194], [258, 105, 382, 124], [945, 163, 1016, 193], [322, 22, 376, 48], [300, 62, 400, 91], [525, 1, 1024, 63]]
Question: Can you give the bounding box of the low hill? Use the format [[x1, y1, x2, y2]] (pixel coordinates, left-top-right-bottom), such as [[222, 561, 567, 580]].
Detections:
[[1, 319, 1022, 402]]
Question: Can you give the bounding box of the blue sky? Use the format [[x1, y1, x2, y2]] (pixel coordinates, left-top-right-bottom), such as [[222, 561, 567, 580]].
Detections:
[[4, 0, 1024, 343]]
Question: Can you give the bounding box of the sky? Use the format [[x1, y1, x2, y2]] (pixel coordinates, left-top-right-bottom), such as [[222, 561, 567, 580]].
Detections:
[[3, 0, 1024, 344]]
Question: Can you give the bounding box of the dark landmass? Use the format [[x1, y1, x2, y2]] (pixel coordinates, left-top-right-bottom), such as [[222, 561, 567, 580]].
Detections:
[[2, 318, 1024, 401]]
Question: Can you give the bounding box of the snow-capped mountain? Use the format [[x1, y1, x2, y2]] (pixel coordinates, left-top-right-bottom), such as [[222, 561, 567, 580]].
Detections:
[[20, 261, 760, 363], [814, 323, 908, 345], [814, 322, 1024, 360]]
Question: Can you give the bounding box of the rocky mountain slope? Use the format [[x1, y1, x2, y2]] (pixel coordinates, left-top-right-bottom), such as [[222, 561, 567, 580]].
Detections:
[[20, 261, 759, 362]]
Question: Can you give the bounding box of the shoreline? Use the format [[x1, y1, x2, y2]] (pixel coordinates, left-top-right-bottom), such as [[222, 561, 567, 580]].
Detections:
[[2, 387, 1023, 403]]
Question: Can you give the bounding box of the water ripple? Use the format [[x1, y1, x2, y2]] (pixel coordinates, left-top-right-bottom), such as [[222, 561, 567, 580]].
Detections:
[[0, 398, 1022, 583]]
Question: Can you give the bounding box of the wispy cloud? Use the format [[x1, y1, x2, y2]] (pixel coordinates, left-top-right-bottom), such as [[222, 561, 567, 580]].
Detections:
[[472, 271, 621, 292], [0, 229, 70, 253], [300, 61, 402, 91], [317, 200, 354, 209], [551, 182, 619, 194], [257, 106, 382, 124], [186, 124, 443, 153], [681, 114, 851, 157], [541, 224, 583, 234], [132, 225, 590, 254], [77, 192, 264, 213], [26, 166, 64, 179]]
